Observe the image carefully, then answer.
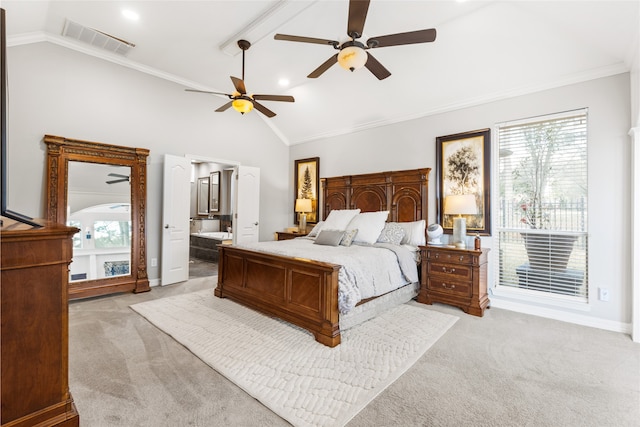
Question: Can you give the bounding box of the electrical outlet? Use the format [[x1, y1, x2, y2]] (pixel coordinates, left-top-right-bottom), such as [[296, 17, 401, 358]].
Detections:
[[598, 287, 610, 302], [151, 258, 157, 267]]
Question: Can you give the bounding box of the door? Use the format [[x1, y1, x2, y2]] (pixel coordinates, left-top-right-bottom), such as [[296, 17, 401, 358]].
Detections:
[[234, 165, 260, 245], [161, 154, 191, 285]]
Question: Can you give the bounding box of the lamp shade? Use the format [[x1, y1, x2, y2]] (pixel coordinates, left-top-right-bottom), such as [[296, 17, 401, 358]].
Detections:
[[444, 194, 477, 215], [232, 98, 254, 114], [295, 198, 312, 213], [337, 46, 368, 71]]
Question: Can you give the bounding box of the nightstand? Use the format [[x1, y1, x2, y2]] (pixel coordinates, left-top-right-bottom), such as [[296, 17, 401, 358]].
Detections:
[[275, 231, 309, 241], [417, 245, 490, 317]]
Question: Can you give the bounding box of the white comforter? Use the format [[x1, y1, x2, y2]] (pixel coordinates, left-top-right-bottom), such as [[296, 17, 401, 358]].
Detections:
[[237, 238, 419, 314]]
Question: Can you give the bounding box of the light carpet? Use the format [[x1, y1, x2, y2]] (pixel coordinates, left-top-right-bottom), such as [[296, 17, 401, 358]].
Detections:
[[130, 289, 458, 427]]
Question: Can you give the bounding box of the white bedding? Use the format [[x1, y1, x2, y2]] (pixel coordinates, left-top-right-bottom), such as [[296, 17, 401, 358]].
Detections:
[[237, 238, 419, 314]]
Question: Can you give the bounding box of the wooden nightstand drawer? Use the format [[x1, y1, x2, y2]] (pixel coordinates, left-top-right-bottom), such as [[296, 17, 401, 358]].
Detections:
[[427, 277, 471, 297], [427, 262, 472, 281], [427, 249, 474, 265]]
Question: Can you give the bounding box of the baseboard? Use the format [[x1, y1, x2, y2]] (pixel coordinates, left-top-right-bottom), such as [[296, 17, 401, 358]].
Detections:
[[149, 278, 161, 287], [490, 298, 632, 335]]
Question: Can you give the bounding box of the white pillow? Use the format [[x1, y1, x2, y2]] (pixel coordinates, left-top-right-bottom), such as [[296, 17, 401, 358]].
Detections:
[[396, 220, 426, 246], [347, 211, 389, 245], [307, 221, 324, 237], [322, 209, 361, 231]]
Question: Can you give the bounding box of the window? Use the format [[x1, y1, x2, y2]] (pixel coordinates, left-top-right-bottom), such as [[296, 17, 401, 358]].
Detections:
[[496, 109, 588, 300], [93, 220, 131, 248]]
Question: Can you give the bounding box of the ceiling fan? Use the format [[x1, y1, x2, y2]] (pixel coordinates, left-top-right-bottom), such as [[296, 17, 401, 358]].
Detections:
[[185, 40, 294, 118], [274, 0, 437, 80], [106, 173, 130, 185]]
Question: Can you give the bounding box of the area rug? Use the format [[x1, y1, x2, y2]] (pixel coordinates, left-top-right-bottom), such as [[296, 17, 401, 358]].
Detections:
[[130, 289, 458, 427]]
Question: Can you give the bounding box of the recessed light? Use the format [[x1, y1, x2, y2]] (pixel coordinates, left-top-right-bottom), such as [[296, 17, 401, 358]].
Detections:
[[122, 9, 139, 21], [278, 78, 290, 87]]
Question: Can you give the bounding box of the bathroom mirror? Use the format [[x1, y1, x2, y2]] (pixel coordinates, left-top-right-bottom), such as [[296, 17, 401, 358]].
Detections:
[[209, 171, 220, 213], [44, 134, 150, 299], [197, 176, 209, 215]]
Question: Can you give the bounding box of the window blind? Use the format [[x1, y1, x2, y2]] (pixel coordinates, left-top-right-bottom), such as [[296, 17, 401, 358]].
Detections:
[[496, 109, 588, 299]]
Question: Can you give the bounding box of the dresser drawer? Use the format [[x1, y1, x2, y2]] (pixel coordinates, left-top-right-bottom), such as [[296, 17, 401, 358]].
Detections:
[[426, 250, 474, 265], [427, 262, 472, 281], [426, 277, 471, 297]]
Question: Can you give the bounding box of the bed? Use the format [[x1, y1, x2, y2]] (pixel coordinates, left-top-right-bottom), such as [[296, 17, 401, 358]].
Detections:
[[215, 168, 431, 347]]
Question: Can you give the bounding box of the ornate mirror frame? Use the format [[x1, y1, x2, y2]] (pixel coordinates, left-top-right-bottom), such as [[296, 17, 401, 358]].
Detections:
[[44, 134, 150, 299]]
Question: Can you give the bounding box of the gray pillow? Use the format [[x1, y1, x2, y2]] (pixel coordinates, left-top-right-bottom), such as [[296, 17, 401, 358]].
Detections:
[[314, 229, 345, 246]]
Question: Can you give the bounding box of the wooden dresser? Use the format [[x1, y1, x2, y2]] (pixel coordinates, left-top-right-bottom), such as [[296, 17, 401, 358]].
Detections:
[[418, 245, 490, 317], [1, 217, 80, 426]]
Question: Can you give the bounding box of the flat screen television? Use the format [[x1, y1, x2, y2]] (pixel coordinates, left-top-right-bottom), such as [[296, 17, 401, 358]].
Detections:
[[1, 7, 40, 227]]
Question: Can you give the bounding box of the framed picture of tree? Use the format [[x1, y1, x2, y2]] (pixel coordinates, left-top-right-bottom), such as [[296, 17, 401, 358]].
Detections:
[[436, 129, 491, 235], [294, 157, 320, 225]]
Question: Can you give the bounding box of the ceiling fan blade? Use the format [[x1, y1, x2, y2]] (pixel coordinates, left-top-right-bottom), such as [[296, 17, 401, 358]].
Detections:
[[215, 101, 234, 112], [308, 54, 338, 78], [274, 34, 339, 47], [252, 94, 295, 102], [108, 173, 129, 178], [364, 52, 391, 80], [106, 179, 129, 184], [185, 89, 230, 96], [367, 28, 437, 48], [348, 0, 370, 38], [252, 101, 276, 118], [230, 76, 246, 95]]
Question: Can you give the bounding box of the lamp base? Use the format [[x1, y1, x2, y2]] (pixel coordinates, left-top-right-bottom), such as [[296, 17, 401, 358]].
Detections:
[[452, 217, 467, 248], [299, 213, 307, 233]]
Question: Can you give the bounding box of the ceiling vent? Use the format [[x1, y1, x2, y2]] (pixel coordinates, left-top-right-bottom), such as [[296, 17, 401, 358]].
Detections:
[[62, 19, 135, 55]]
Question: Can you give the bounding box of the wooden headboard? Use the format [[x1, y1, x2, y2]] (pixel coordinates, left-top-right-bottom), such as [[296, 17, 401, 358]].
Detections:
[[321, 168, 431, 223]]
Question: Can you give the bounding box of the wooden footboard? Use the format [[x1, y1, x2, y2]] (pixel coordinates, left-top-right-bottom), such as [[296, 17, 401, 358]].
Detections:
[[215, 245, 342, 347]]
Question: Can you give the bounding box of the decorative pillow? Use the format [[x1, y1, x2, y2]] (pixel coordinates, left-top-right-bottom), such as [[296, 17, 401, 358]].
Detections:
[[322, 209, 361, 231], [340, 229, 358, 247], [396, 220, 426, 246], [377, 222, 406, 245], [307, 221, 324, 238], [313, 229, 345, 246], [346, 211, 389, 245]]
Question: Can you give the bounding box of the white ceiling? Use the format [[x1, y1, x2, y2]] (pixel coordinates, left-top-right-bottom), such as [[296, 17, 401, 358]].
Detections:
[[3, 0, 639, 145]]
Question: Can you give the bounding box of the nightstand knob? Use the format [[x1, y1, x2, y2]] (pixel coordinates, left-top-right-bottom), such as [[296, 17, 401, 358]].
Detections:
[[441, 283, 455, 290], [442, 267, 456, 274], [459, 256, 464, 261], [434, 253, 439, 259]]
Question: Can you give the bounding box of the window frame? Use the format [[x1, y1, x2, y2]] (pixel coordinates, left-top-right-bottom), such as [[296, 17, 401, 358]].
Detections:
[[492, 108, 589, 306]]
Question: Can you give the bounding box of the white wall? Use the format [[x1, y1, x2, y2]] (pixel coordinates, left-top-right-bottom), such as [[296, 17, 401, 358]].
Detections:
[[290, 73, 632, 329], [5, 42, 292, 281]]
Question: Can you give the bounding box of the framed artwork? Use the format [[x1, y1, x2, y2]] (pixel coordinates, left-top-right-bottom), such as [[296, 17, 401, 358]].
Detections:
[[436, 129, 491, 235], [294, 157, 320, 224]]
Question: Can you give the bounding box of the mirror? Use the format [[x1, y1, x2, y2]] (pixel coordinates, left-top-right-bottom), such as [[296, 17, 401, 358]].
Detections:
[[210, 171, 220, 213], [44, 134, 150, 299], [197, 177, 209, 215]]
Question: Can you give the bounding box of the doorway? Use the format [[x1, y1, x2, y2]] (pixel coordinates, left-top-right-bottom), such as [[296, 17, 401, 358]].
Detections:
[[188, 157, 237, 279]]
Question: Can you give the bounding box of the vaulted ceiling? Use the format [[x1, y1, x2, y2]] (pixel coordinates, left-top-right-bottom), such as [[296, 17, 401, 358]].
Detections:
[[3, 1, 639, 145]]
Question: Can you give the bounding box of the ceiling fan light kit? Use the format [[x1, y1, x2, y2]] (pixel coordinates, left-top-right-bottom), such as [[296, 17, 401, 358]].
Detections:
[[337, 44, 367, 72], [274, 0, 437, 80], [232, 97, 254, 114]]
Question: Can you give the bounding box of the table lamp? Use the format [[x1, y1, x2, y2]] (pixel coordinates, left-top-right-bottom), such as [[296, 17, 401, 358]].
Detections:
[[444, 194, 477, 248], [295, 198, 312, 233]]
